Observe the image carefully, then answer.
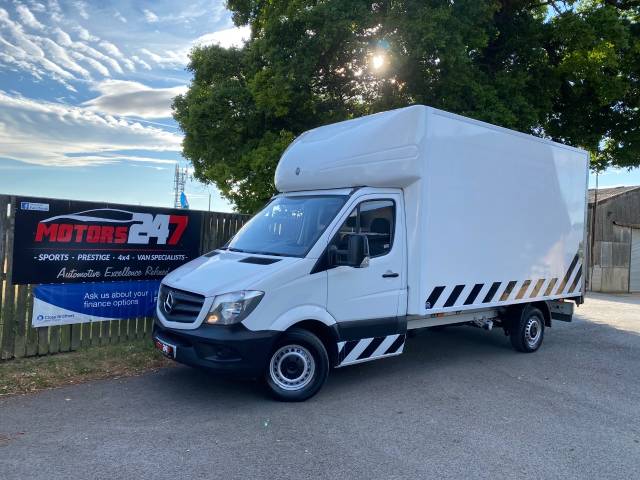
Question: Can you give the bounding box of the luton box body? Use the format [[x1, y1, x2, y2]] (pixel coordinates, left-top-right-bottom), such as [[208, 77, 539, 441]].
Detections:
[[275, 105, 589, 316]]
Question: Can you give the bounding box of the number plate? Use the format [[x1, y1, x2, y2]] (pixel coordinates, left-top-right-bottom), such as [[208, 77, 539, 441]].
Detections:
[[154, 337, 176, 359]]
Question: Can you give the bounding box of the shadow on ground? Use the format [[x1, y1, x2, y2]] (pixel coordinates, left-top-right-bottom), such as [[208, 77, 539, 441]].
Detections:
[[1, 294, 639, 480]]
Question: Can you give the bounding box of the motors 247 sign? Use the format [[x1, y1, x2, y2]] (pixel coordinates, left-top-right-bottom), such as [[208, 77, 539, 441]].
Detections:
[[12, 196, 203, 285]]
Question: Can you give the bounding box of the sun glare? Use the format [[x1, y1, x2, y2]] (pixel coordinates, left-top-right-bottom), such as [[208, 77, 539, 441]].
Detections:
[[372, 54, 385, 70]]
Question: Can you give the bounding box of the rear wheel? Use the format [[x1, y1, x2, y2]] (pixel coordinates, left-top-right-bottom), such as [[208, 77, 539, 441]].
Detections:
[[509, 306, 545, 353], [265, 328, 329, 402]]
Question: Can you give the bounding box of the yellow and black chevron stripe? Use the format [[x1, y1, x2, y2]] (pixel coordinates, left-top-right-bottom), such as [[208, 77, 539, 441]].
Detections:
[[425, 251, 583, 310]]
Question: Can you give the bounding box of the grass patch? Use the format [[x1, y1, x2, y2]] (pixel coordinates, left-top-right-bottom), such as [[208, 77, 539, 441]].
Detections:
[[0, 341, 172, 398]]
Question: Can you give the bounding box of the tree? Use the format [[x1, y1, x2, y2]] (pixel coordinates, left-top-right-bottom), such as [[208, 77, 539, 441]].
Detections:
[[173, 0, 640, 213]]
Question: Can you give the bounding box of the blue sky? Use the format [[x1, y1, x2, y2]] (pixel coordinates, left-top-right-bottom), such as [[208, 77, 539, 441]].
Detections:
[[0, 1, 637, 213], [0, 0, 250, 211]]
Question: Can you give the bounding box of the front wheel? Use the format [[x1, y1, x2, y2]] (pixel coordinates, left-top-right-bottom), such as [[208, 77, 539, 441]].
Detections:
[[509, 306, 545, 353], [265, 328, 329, 402]]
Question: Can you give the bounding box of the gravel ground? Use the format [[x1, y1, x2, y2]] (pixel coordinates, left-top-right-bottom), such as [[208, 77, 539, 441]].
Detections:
[[1, 293, 639, 480]]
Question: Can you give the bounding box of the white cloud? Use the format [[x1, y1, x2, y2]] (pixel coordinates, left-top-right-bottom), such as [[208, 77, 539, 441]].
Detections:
[[140, 47, 186, 68], [71, 37, 123, 75], [132, 55, 151, 70], [49, 26, 124, 77], [70, 52, 110, 77], [36, 37, 91, 78], [114, 10, 127, 23], [73, 25, 98, 42], [83, 51, 121, 74], [47, 0, 63, 22], [193, 25, 251, 49], [73, 1, 89, 20], [52, 26, 72, 46], [1, 2, 248, 98], [99, 40, 134, 70], [0, 9, 42, 57], [0, 10, 78, 88], [0, 91, 182, 166], [83, 80, 188, 119], [15, 4, 45, 30], [2, 1, 250, 92], [139, 25, 251, 68], [0, 11, 129, 84], [27, 2, 46, 13], [143, 9, 159, 23], [0, 49, 44, 80], [66, 157, 176, 165]]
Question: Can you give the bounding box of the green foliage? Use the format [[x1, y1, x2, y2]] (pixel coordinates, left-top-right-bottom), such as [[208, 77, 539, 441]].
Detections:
[[173, 0, 640, 212]]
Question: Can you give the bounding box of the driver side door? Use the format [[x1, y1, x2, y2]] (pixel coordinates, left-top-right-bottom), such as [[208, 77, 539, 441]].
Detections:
[[326, 193, 405, 332]]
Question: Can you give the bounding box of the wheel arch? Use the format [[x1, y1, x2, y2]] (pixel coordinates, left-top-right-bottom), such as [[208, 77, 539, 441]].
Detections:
[[500, 300, 551, 334], [270, 305, 337, 332], [530, 301, 552, 327], [502, 301, 552, 331], [286, 320, 340, 368], [268, 305, 339, 367]]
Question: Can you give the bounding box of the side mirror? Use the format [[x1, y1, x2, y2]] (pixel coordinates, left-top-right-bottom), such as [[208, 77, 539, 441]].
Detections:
[[347, 234, 370, 268]]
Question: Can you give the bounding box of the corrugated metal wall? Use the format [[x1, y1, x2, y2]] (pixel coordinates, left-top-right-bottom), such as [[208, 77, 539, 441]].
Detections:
[[588, 188, 640, 293], [631, 228, 640, 293]]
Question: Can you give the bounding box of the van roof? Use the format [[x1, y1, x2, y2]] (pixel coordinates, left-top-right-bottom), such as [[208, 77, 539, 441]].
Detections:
[[275, 105, 586, 193]]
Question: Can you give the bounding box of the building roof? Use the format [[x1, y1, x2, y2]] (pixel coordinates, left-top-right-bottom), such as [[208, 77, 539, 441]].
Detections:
[[588, 185, 640, 205]]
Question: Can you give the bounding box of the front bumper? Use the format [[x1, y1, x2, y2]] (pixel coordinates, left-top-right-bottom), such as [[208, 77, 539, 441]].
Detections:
[[153, 319, 279, 377]]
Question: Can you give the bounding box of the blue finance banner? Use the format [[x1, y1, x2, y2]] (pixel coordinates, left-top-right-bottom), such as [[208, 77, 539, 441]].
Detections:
[[33, 280, 160, 327]]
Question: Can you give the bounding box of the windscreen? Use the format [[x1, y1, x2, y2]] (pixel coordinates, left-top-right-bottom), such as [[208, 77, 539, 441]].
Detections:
[[225, 195, 347, 257]]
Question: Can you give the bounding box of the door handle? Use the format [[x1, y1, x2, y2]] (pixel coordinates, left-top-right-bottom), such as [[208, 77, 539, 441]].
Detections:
[[382, 271, 399, 278]]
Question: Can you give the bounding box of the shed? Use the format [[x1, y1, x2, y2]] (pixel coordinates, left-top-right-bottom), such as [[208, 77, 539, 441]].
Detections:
[[587, 185, 640, 292]]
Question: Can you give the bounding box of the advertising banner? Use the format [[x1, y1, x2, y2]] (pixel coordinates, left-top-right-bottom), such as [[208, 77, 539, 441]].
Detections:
[[32, 280, 160, 327], [12, 197, 202, 285]]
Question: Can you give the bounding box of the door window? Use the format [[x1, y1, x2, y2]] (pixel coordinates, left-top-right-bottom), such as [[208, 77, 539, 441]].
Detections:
[[332, 199, 395, 258]]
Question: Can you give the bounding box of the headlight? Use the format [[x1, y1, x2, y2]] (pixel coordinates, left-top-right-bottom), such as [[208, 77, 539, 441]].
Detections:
[[205, 290, 264, 325]]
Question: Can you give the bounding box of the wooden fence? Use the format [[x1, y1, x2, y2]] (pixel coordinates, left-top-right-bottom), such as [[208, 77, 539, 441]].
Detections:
[[0, 195, 248, 361]]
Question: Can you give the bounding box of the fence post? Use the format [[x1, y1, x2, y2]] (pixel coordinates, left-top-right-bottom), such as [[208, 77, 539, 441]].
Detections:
[[81, 321, 92, 349], [0, 196, 8, 357], [0, 198, 16, 360], [70, 322, 81, 351], [216, 213, 224, 248], [12, 285, 28, 358], [37, 326, 49, 356], [25, 285, 39, 357], [48, 325, 60, 354], [199, 212, 208, 254]]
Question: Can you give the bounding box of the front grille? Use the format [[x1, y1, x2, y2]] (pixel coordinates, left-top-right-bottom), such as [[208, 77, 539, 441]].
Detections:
[[158, 285, 205, 323]]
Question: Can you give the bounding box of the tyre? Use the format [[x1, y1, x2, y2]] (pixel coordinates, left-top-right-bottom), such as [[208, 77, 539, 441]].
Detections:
[[265, 328, 329, 402], [509, 306, 545, 353]]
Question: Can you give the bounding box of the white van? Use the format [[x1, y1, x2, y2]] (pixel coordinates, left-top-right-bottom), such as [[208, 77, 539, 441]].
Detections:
[[153, 105, 588, 401]]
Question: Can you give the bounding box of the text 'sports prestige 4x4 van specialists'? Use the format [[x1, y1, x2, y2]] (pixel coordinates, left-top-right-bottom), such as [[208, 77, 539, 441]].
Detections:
[[153, 105, 588, 401]]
